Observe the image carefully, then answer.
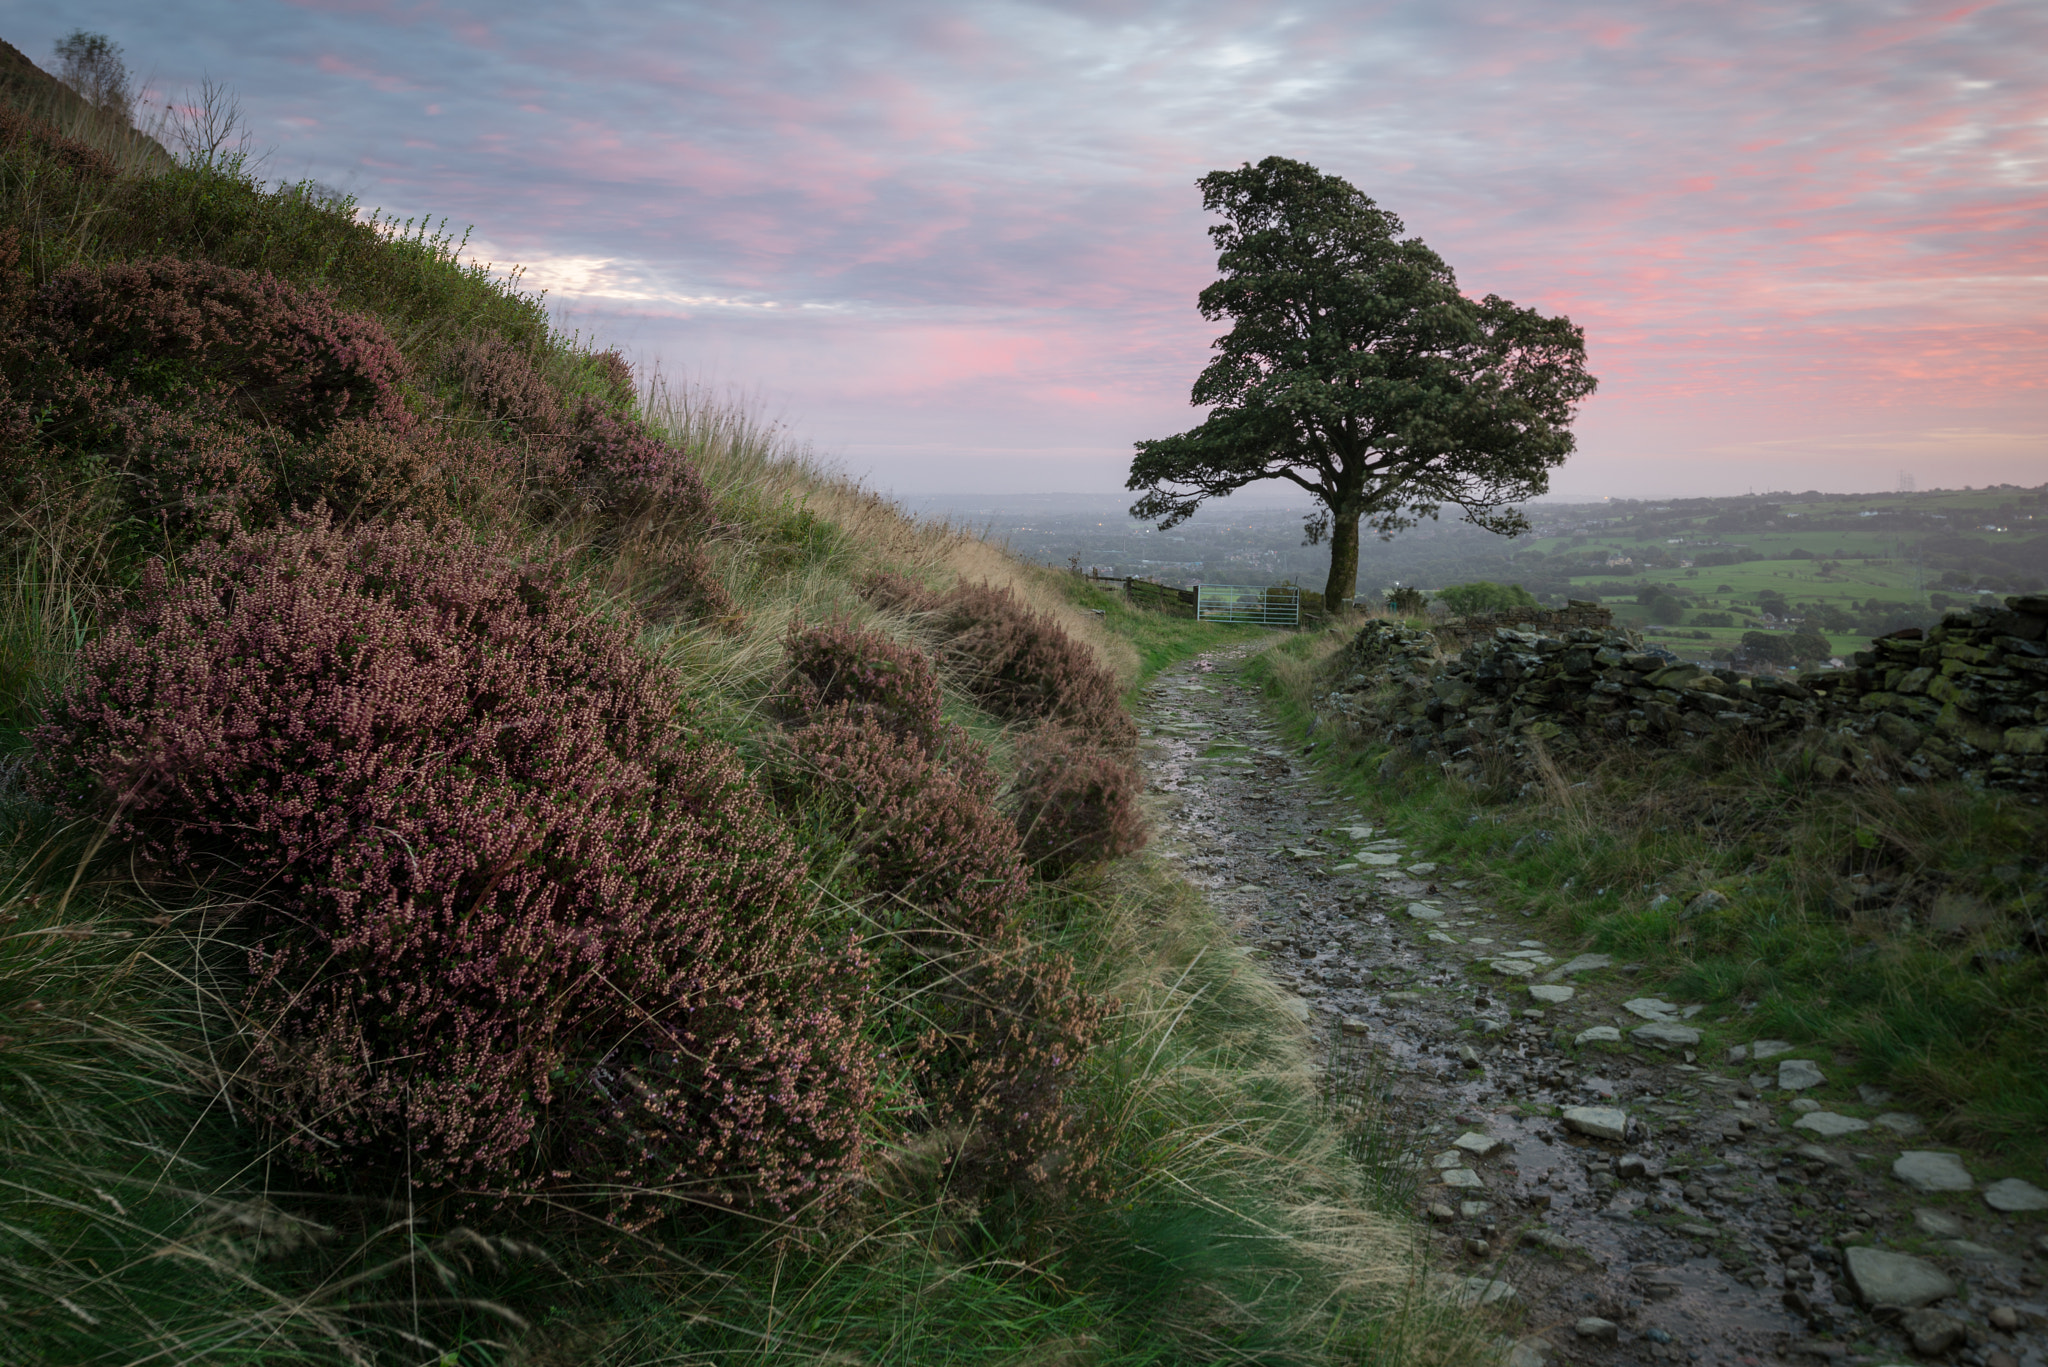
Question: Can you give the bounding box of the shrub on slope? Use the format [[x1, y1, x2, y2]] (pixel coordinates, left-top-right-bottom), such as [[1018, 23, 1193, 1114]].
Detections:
[[1011, 724, 1149, 874], [31, 516, 874, 1219]]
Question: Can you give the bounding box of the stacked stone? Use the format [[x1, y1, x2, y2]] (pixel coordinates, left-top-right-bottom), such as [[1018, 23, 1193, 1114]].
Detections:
[[1805, 594, 2048, 791], [1430, 599, 1613, 654], [1321, 593, 2048, 796]]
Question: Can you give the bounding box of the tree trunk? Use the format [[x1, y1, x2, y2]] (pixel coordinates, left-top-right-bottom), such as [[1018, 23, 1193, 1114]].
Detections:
[[1321, 504, 1361, 611]]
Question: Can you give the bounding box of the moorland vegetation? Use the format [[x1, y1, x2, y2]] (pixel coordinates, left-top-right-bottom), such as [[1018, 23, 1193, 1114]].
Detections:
[[0, 38, 1493, 1366]]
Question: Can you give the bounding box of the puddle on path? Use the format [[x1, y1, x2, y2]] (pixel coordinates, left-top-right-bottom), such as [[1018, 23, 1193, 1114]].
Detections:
[[1137, 646, 2048, 1367]]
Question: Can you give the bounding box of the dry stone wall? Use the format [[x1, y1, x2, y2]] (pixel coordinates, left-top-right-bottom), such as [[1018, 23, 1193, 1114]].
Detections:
[[1320, 595, 2048, 796]]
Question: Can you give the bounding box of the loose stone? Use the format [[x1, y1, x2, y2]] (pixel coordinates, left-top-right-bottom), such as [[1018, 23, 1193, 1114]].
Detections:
[[1841, 1246, 1957, 1308], [1622, 997, 1681, 1020], [1528, 984, 1574, 1003], [1631, 1022, 1701, 1048], [1777, 1058, 1826, 1090], [1561, 1105, 1629, 1141], [1873, 1111, 1924, 1136], [1405, 902, 1444, 920], [1892, 1151, 1974, 1193], [1912, 1208, 1964, 1238], [1441, 1168, 1486, 1190], [1982, 1177, 2048, 1212], [1454, 1132, 1506, 1158], [1750, 1039, 1795, 1061], [1557, 953, 1613, 974], [1793, 1112, 1871, 1138], [1574, 1026, 1622, 1046], [1574, 1317, 1619, 1341]]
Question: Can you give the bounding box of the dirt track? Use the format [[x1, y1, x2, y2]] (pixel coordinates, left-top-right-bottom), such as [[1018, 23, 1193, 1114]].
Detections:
[[1137, 644, 2047, 1367]]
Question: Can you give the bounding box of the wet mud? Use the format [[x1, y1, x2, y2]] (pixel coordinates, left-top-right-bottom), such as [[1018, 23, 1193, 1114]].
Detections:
[[1137, 645, 2048, 1367]]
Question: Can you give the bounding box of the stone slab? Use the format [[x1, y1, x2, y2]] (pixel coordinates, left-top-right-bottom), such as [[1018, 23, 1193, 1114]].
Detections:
[[1631, 1022, 1702, 1048], [1893, 1151, 1974, 1193], [1405, 902, 1444, 920], [1750, 1039, 1795, 1061], [1793, 1112, 1871, 1138], [1622, 997, 1681, 1020], [1440, 1167, 1486, 1190], [1912, 1208, 1964, 1238], [1983, 1177, 2048, 1212], [1778, 1059, 1827, 1091], [1562, 1106, 1629, 1141], [1842, 1246, 1956, 1308], [1574, 1026, 1622, 1046], [1454, 1132, 1507, 1158], [1558, 954, 1613, 974], [1529, 984, 1575, 1003], [1874, 1112, 1924, 1136]]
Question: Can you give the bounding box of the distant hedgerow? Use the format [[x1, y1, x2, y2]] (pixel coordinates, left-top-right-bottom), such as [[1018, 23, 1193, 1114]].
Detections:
[[31, 516, 874, 1218], [1010, 725, 1148, 874]]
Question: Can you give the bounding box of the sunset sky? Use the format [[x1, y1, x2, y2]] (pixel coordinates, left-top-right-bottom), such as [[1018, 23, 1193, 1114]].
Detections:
[[19, 1, 2046, 500]]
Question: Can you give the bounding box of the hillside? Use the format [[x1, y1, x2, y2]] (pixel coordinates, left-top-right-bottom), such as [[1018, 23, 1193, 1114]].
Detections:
[[0, 50, 1490, 1367]]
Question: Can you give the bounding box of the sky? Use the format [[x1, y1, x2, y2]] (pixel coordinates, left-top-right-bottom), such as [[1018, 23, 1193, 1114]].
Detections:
[[11, 0, 2047, 502]]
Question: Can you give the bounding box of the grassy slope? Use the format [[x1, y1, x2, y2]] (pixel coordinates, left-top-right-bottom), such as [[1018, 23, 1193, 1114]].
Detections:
[[1247, 625, 2048, 1177], [0, 71, 1490, 1366]]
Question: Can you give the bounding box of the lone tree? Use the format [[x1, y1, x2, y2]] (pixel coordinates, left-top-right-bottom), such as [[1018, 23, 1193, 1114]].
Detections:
[[1128, 157, 1597, 609]]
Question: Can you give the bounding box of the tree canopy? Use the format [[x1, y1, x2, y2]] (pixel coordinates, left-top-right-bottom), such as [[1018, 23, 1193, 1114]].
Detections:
[[1127, 157, 1597, 607]]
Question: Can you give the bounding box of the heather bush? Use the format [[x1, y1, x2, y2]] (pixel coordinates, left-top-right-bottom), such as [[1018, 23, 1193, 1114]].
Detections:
[[918, 936, 1110, 1213], [0, 101, 118, 182], [1010, 725, 1149, 874], [784, 617, 945, 746], [31, 516, 875, 1217], [25, 257, 413, 438], [864, 577, 1137, 754]]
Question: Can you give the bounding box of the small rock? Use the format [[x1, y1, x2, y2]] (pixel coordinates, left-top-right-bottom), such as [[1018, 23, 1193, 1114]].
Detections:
[[1520, 1227, 1600, 1262], [1989, 1305, 2021, 1331], [1574, 1026, 1622, 1046], [1490, 958, 1540, 977], [1622, 996, 1681, 1020], [1406, 863, 1439, 876], [1686, 888, 1730, 915], [1913, 1208, 1965, 1237], [1504, 1336, 1553, 1367], [1340, 1015, 1370, 1036], [1558, 953, 1613, 974], [1457, 1045, 1483, 1068], [1561, 1105, 1629, 1141], [1429, 1272, 1518, 1308], [1790, 1097, 1823, 1113], [1778, 1058, 1827, 1090], [1751, 1039, 1795, 1061], [1676, 1222, 1717, 1237], [1631, 1022, 1702, 1048], [1873, 1111, 1924, 1136], [1617, 1154, 1650, 1178], [1893, 1150, 1974, 1193], [1726, 1044, 1749, 1062], [1793, 1143, 1848, 1168], [1405, 902, 1444, 921], [1454, 1132, 1506, 1158], [1427, 1202, 1456, 1223], [1528, 984, 1575, 1003], [1464, 1237, 1491, 1257], [1841, 1245, 1957, 1307], [1279, 995, 1312, 1023], [1441, 1168, 1486, 1190], [1982, 1177, 2048, 1212], [1794, 1113, 1872, 1138], [1459, 1200, 1491, 1218], [1432, 1149, 1468, 1169], [1857, 1084, 1895, 1106], [1899, 1307, 1965, 1355], [1945, 1238, 2019, 1266], [1574, 1316, 1619, 1341]]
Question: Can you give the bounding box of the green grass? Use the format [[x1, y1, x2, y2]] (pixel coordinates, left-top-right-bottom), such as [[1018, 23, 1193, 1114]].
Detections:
[[1246, 632, 2048, 1178]]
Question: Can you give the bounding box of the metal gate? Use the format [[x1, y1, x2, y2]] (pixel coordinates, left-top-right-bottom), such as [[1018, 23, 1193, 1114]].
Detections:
[[1195, 583, 1301, 627]]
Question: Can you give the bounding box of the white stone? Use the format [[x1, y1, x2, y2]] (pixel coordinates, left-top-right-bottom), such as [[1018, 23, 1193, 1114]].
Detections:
[[1562, 1106, 1629, 1141], [1406, 902, 1444, 920], [1574, 1317, 1619, 1341], [1631, 1022, 1702, 1048], [1874, 1112, 1924, 1136], [1982, 1178, 2048, 1212], [1491, 959, 1540, 977], [1842, 1246, 1956, 1308], [1574, 1026, 1622, 1046], [1458, 1200, 1492, 1218], [1432, 1149, 1467, 1169], [1794, 1112, 1872, 1138], [1278, 996, 1312, 1023], [1406, 863, 1439, 876], [1529, 984, 1575, 1004], [1892, 1151, 1974, 1193], [1357, 852, 1402, 866], [1750, 1039, 1794, 1061], [1726, 1045, 1749, 1062], [1790, 1098, 1823, 1113], [1913, 1208, 1965, 1238], [1558, 954, 1613, 974], [1778, 1059, 1827, 1091], [1454, 1132, 1506, 1158], [1622, 997, 1681, 1020], [1440, 1167, 1486, 1190]]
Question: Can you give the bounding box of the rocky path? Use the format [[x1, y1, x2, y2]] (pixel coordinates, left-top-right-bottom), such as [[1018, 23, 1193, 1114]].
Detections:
[[1137, 645, 2048, 1367]]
